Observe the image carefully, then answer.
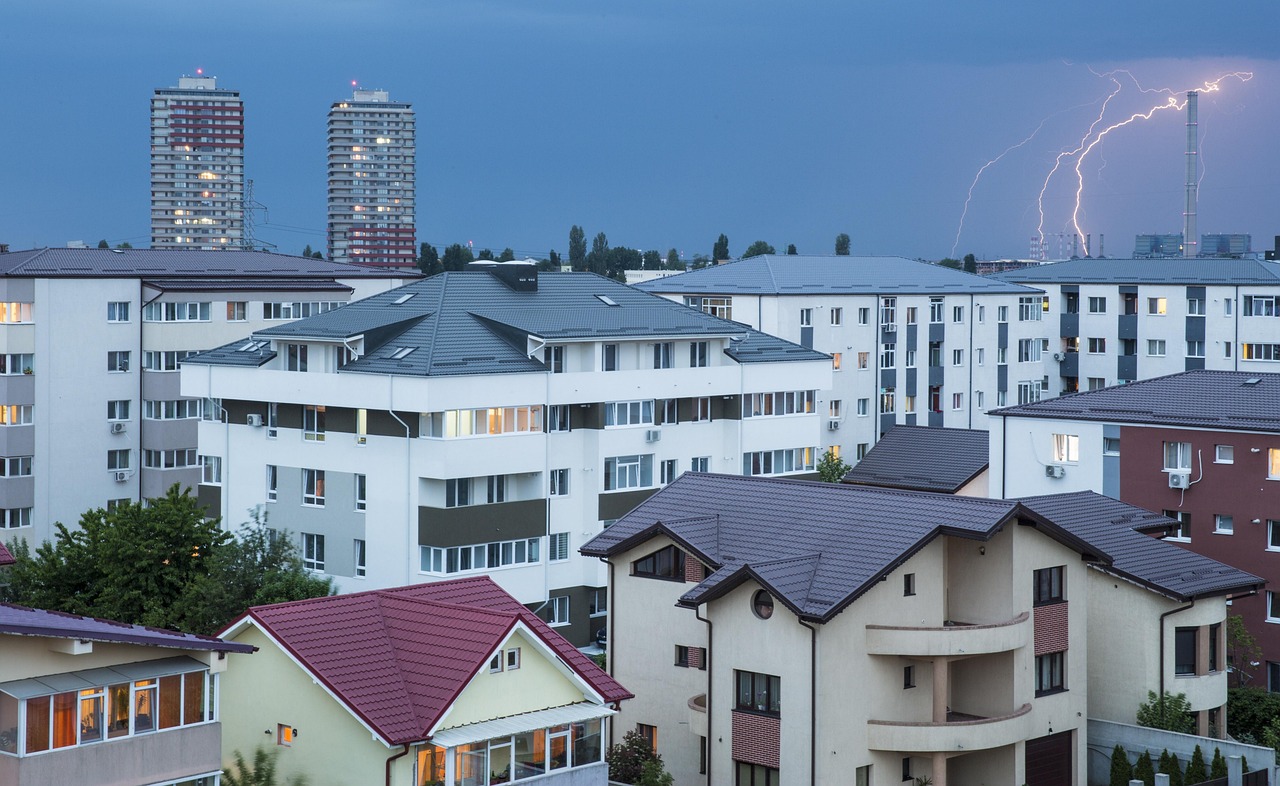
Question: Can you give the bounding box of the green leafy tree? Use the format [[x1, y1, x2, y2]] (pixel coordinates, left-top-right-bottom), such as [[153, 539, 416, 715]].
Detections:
[[1109, 745, 1133, 786], [743, 241, 775, 258], [1136, 690, 1196, 734], [223, 746, 308, 786], [548, 250, 561, 268], [1209, 748, 1227, 779], [2, 487, 332, 635], [417, 243, 441, 275], [301, 245, 316, 258], [606, 730, 670, 785], [938, 257, 961, 270], [835, 233, 850, 255], [664, 248, 683, 270], [1184, 745, 1207, 785], [498, 248, 516, 262], [963, 253, 977, 274], [476, 248, 494, 261], [116, 242, 133, 249], [97, 239, 110, 249], [712, 233, 729, 262], [587, 232, 610, 275], [1241, 755, 1250, 775], [1158, 749, 1184, 786], [641, 250, 661, 270], [441, 243, 473, 272], [817, 449, 852, 483], [569, 226, 587, 271], [786, 244, 798, 255], [637, 758, 674, 786], [1227, 615, 1262, 687], [1134, 750, 1155, 786], [1228, 686, 1280, 742]]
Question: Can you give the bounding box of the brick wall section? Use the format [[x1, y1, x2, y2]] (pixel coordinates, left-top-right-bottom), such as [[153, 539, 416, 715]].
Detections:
[[1034, 601, 1069, 655], [685, 558, 705, 583], [687, 646, 705, 670], [731, 710, 781, 769]]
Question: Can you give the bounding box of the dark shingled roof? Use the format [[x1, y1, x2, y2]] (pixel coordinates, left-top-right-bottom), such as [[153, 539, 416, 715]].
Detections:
[[843, 426, 989, 493], [992, 257, 1280, 286], [142, 277, 355, 293], [0, 604, 253, 652], [1017, 492, 1263, 600], [635, 255, 1041, 295], [581, 473, 1102, 622], [187, 269, 827, 376], [990, 370, 1280, 433], [0, 247, 412, 279]]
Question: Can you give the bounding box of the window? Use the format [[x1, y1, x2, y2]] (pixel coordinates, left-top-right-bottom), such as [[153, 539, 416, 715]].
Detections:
[[880, 387, 895, 414], [743, 391, 816, 417], [354, 474, 366, 511], [690, 341, 708, 368], [929, 297, 944, 324], [1087, 338, 1105, 354], [1148, 297, 1168, 315], [928, 342, 941, 367], [1103, 437, 1120, 455], [952, 305, 964, 323], [1163, 510, 1191, 541], [1163, 441, 1192, 471], [1033, 566, 1064, 605], [1225, 342, 1233, 359], [1225, 298, 1234, 316], [742, 447, 816, 476], [107, 302, 130, 322], [832, 352, 842, 370], [547, 404, 570, 432], [975, 347, 984, 366], [142, 350, 196, 371], [302, 533, 325, 572], [486, 475, 506, 504], [354, 539, 366, 577], [883, 298, 898, 324], [857, 307, 870, 325], [1268, 520, 1280, 551], [604, 454, 653, 490], [285, 344, 307, 372], [1018, 296, 1042, 321], [1187, 340, 1205, 357], [1051, 434, 1079, 463], [856, 443, 869, 459], [1214, 445, 1233, 464], [1088, 377, 1106, 391], [997, 305, 1009, 322], [902, 758, 913, 783], [262, 301, 341, 320], [830, 307, 843, 326], [857, 351, 869, 369], [266, 465, 277, 502], [548, 596, 569, 626], [489, 653, 504, 673], [547, 345, 565, 373], [143, 302, 211, 322], [1175, 627, 1197, 675], [506, 648, 521, 670], [0, 507, 31, 528], [199, 455, 221, 484], [602, 343, 619, 371], [856, 398, 868, 417], [302, 469, 325, 506], [1088, 296, 1106, 313], [829, 400, 842, 418], [904, 665, 915, 689], [143, 399, 202, 420], [1188, 297, 1205, 315], [660, 458, 679, 485], [1147, 339, 1167, 357], [267, 402, 278, 438], [675, 645, 692, 667], [548, 532, 570, 561], [952, 349, 964, 366], [693, 397, 711, 422], [0, 353, 33, 375], [1017, 380, 1041, 405], [687, 296, 732, 320], [226, 301, 247, 321], [421, 406, 545, 438], [691, 456, 710, 473], [107, 351, 130, 372], [997, 347, 1007, 364], [904, 573, 916, 596], [799, 308, 812, 327], [633, 545, 685, 580], [104, 450, 127, 472], [143, 448, 197, 469], [905, 348, 916, 367], [1214, 514, 1233, 534], [637, 723, 657, 752], [752, 590, 773, 619], [1035, 652, 1065, 694], [1243, 344, 1280, 361], [736, 763, 779, 786], [735, 670, 780, 715], [653, 342, 673, 369], [445, 478, 471, 507], [1269, 592, 1280, 623], [975, 391, 984, 409], [1271, 448, 1280, 479], [1244, 295, 1278, 316], [419, 538, 541, 574], [549, 468, 569, 496], [589, 588, 607, 617], [951, 392, 963, 410], [303, 405, 325, 442]]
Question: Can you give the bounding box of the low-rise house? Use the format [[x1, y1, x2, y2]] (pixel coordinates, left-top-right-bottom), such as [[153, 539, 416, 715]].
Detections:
[[0, 543, 12, 566], [217, 575, 631, 786], [842, 425, 989, 496], [582, 473, 1258, 786], [0, 603, 253, 786]]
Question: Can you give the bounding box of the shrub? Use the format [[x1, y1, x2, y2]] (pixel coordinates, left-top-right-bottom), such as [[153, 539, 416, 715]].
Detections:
[[1209, 748, 1226, 779], [607, 730, 671, 785], [1136, 690, 1196, 734], [1185, 745, 1207, 785], [1109, 744, 1133, 786], [1133, 750, 1155, 786]]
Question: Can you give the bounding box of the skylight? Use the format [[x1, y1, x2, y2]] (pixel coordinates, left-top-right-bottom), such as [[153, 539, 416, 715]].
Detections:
[[237, 340, 269, 352], [390, 347, 415, 360], [393, 293, 415, 305], [595, 295, 619, 307]]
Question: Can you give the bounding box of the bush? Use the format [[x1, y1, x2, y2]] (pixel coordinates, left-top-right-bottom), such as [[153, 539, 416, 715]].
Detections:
[[1228, 687, 1280, 742], [1209, 748, 1226, 779], [1185, 745, 1207, 785], [1136, 690, 1196, 734], [1134, 750, 1155, 786], [606, 730, 672, 785], [1109, 744, 1133, 786], [1159, 750, 1184, 786]]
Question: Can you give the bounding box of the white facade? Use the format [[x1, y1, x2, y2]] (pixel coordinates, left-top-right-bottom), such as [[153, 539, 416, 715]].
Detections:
[[150, 75, 245, 249]]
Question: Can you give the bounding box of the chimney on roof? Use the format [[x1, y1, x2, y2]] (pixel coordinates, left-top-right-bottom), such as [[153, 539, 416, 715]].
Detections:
[[467, 260, 538, 292]]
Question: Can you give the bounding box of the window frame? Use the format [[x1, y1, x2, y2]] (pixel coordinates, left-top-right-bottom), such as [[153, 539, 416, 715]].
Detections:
[[1033, 566, 1064, 606], [1035, 651, 1065, 695], [734, 670, 781, 716]]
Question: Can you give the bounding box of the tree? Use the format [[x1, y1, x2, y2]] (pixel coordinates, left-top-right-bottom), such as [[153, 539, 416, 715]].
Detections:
[[417, 243, 441, 275], [938, 257, 962, 270], [664, 248, 683, 271], [606, 730, 671, 785], [223, 746, 308, 786], [116, 242, 133, 249], [476, 248, 494, 261], [301, 245, 323, 260], [548, 250, 561, 268], [441, 243, 473, 272], [641, 250, 661, 270], [817, 449, 852, 483], [1109, 745, 1133, 786], [498, 248, 516, 263], [963, 253, 977, 274], [1184, 745, 1207, 785], [587, 232, 610, 275], [690, 254, 711, 270], [1136, 690, 1196, 734], [1209, 748, 1227, 779], [835, 233, 851, 255], [742, 241, 775, 258], [569, 225, 587, 271], [1166, 753, 1185, 786], [638, 759, 674, 786], [786, 244, 798, 255], [97, 239, 110, 249], [1228, 686, 1280, 741], [712, 233, 729, 262], [1227, 614, 1261, 687], [1133, 750, 1155, 786], [2, 487, 332, 636]]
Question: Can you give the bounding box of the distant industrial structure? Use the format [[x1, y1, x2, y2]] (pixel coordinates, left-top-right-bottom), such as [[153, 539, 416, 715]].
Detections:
[[1134, 233, 1252, 259]]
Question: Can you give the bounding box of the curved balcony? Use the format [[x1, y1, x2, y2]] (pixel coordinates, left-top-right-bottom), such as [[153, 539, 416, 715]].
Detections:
[[1175, 669, 1228, 712], [867, 703, 1033, 753], [865, 611, 1030, 657], [687, 693, 708, 737]]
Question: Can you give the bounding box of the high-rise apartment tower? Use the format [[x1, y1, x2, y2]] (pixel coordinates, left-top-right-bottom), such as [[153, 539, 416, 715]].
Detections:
[[150, 74, 245, 249], [327, 89, 416, 267]]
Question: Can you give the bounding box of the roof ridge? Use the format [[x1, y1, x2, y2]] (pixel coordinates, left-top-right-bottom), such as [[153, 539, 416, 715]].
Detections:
[[763, 257, 780, 294]]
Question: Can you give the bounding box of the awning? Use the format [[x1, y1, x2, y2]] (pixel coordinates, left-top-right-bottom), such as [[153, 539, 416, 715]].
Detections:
[[0, 656, 205, 699], [429, 703, 615, 749]]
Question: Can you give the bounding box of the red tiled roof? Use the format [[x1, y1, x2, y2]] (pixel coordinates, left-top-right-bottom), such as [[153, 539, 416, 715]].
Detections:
[[0, 542, 14, 566], [234, 576, 631, 745]]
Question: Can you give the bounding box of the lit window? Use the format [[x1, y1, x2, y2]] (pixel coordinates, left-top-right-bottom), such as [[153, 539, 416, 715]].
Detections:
[[1148, 297, 1168, 315], [302, 469, 325, 506], [1052, 434, 1079, 463]]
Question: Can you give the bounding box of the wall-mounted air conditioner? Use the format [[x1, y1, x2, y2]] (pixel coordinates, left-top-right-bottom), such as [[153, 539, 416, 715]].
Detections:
[[247, 414, 264, 427], [109, 422, 127, 434], [644, 429, 661, 443], [1168, 472, 1191, 489], [827, 421, 841, 431], [114, 471, 132, 482], [1045, 465, 1066, 479]]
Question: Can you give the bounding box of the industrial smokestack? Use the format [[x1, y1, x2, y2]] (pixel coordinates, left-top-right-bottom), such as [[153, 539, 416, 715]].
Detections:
[[1184, 91, 1198, 258]]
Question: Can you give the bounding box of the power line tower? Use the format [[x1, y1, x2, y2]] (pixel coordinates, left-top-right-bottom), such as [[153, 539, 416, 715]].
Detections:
[[239, 179, 274, 251]]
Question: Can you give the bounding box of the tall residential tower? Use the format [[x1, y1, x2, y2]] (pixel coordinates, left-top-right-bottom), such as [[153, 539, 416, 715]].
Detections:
[[327, 89, 416, 267], [150, 74, 245, 249]]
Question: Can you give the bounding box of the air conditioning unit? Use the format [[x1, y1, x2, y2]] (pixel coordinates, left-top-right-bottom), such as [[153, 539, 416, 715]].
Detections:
[[1168, 471, 1191, 489], [1052, 352, 1067, 362], [1045, 464, 1066, 479], [883, 323, 897, 333], [644, 429, 661, 443], [246, 413, 264, 427], [109, 421, 127, 434], [827, 420, 841, 431], [113, 471, 131, 482]]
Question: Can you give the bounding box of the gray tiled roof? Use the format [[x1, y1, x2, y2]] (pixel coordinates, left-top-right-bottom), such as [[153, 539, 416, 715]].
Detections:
[[186, 270, 828, 377], [0, 247, 410, 279], [0, 604, 254, 652], [143, 277, 355, 293], [580, 473, 1100, 622], [843, 426, 989, 493], [990, 370, 1280, 433], [635, 255, 1042, 296], [992, 257, 1280, 286], [1017, 492, 1263, 600]]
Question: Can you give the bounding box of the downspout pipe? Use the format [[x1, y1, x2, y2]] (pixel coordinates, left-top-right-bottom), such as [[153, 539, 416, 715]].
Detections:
[[385, 743, 410, 786], [603, 557, 617, 750], [696, 604, 713, 786], [1159, 600, 1195, 726], [388, 378, 413, 584], [798, 618, 818, 784]]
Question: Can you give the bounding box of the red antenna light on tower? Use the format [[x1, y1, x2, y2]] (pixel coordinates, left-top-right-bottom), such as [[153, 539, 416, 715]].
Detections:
[[196, 68, 204, 76]]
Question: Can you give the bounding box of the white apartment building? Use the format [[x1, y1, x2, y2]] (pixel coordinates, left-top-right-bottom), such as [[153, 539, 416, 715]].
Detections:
[[638, 255, 1048, 461], [992, 257, 1280, 397], [180, 263, 831, 646], [327, 89, 416, 268], [0, 247, 413, 547], [150, 74, 245, 249]]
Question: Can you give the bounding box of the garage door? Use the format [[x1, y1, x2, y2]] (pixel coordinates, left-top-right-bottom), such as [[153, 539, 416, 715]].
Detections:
[[1025, 731, 1072, 786]]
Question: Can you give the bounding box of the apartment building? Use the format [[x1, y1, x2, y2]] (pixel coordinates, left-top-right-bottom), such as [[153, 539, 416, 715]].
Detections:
[[989, 369, 1280, 690], [637, 255, 1048, 461], [151, 74, 245, 250], [582, 473, 1258, 786], [181, 263, 831, 645], [992, 257, 1280, 397], [0, 247, 414, 547]]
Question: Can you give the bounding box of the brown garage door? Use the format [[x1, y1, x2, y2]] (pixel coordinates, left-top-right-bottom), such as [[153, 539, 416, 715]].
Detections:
[[1025, 731, 1072, 786]]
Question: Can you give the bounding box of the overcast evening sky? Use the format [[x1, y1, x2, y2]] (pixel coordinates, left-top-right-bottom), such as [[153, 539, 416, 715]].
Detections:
[[2, 1, 1277, 261]]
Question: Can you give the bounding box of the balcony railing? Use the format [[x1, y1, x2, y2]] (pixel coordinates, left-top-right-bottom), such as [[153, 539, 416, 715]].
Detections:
[[688, 694, 707, 738], [867, 703, 1033, 753], [865, 611, 1030, 657]]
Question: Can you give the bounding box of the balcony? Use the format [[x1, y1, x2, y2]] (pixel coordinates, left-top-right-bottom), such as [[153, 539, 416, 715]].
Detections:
[[865, 612, 1030, 657], [688, 694, 707, 738], [867, 703, 1033, 753]]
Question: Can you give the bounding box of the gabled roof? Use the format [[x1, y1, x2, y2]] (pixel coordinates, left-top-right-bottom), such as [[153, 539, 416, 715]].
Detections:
[[635, 255, 1042, 296], [186, 270, 828, 377], [581, 473, 1103, 622], [0, 542, 12, 566], [0, 247, 412, 279], [843, 426, 988, 493], [989, 370, 1280, 433], [1017, 492, 1263, 600], [992, 257, 1280, 286], [0, 604, 253, 652], [224, 576, 630, 746]]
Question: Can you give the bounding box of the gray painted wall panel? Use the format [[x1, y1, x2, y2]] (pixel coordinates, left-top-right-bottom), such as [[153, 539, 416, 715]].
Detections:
[[269, 467, 366, 578], [1, 720, 222, 786], [1102, 424, 1121, 499], [0, 425, 35, 456], [997, 321, 1008, 349], [418, 498, 547, 548]]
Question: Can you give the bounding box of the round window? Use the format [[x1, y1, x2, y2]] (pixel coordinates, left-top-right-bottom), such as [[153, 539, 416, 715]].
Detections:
[[752, 590, 774, 619]]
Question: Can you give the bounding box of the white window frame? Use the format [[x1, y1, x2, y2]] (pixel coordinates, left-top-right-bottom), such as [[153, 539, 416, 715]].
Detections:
[[1215, 445, 1233, 464], [604, 454, 653, 491], [354, 539, 366, 577], [302, 468, 325, 506], [549, 532, 570, 561], [1147, 339, 1167, 357], [604, 400, 654, 428], [549, 468, 569, 497], [302, 533, 325, 572], [107, 302, 130, 323], [354, 474, 367, 511], [303, 405, 325, 442], [830, 307, 843, 326], [1147, 297, 1168, 316], [1163, 442, 1192, 472], [1214, 514, 1233, 535], [548, 596, 570, 626], [1052, 434, 1080, 463]]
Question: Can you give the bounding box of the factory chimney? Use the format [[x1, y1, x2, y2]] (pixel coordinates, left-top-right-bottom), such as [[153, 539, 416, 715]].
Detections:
[[1184, 91, 1198, 258]]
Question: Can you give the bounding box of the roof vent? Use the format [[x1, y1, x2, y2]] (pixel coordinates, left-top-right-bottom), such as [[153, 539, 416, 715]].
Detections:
[[110, 249, 124, 254]]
